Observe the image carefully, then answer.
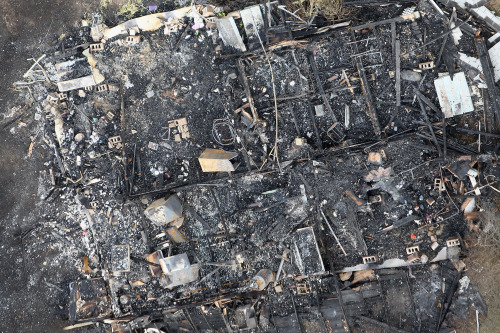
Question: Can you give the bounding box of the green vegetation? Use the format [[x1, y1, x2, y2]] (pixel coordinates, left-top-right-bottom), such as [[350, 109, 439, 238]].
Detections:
[[100, 0, 113, 10], [117, 0, 143, 20]]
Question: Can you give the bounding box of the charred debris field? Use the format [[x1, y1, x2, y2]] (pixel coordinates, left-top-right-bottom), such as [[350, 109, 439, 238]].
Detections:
[[3, 0, 500, 332]]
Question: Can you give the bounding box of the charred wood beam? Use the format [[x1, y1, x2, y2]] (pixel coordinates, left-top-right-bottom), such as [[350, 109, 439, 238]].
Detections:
[[403, 270, 422, 331], [417, 96, 443, 157], [130, 255, 161, 268], [264, 1, 270, 45], [185, 206, 211, 230], [278, 0, 293, 39], [395, 40, 401, 108], [415, 90, 442, 117], [287, 101, 301, 137], [474, 33, 500, 130], [454, 126, 500, 138], [149, 289, 265, 313], [199, 307, 216, 331], [306, 99, 324, 150], [300, 173, 350, 332], [357, 316, 410, 333], [443, 118, 447, 159], [416, 132, 477, 155], [482, 88, 493, 134], [435, 27, 449, 70], [343, 0, 415, 6], [352, 14, 419, 31], [401, 18, 471, 57], [43, 116, 67, 176], [173, 22, 191, 52], [183, 309, 201, 333], [126, 168, 278, 199], [210, 188, 233, 250], [436, 267, 460, 332], [391, 22, 396, 60], [237, 59, 259, 123], [308, 53, 339, 123], [258, 85, 359, 103], [375, 277, 391, 325], [129, 143, 137, 193], [350, 30, 382, 137], [290, 293, 305, 333], [120, 90, 129, 196]]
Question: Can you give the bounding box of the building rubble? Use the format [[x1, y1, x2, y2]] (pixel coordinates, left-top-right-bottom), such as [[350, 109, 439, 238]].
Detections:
[[9, 0, 500, 332]]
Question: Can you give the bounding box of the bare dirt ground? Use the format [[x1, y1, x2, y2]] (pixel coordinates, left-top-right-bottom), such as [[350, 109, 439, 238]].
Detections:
[[488, 0, 500, 13], [456, 245, 500, 332], [451, 201, 500, 333], [0, 1, 100, 332]]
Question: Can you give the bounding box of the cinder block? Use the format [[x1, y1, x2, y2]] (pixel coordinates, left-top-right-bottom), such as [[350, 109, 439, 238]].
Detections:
[[90, 43, 104, 52], [362, 255, 378, 264], [408, 252, 420, 263], [108, 135, 123, 149], [446, 238, 460, 247], [406, 245, 420, 255]]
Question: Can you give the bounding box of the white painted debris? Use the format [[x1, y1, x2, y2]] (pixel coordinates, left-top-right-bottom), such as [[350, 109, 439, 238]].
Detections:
[[487, 41, 500, 82], [102, 7, 192, 40], [461, 196, 476, 213], [240, 5, 264, 46], [216, 17, 247, 52], [434, 72, 474, 118], [451, 21, 463, 45], [488, 31, 500, 45]]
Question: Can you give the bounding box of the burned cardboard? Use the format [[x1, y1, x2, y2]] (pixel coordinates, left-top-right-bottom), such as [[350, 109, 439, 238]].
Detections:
[[198, 148, 238, 172]]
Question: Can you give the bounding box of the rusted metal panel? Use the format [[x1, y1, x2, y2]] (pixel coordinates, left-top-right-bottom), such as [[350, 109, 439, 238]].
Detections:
[[146, 250, 163, 276], [166, 226, 188, 243]]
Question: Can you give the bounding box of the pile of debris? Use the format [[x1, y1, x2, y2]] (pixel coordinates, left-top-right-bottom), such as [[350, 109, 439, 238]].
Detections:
[[10, 0, 500, 332]]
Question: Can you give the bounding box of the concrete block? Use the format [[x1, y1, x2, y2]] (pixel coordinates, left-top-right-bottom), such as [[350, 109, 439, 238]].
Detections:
[[406, 245, 420, 255], [446, 238, 460, 247], [362, 255, 378, 264], [408, 252, 420, 263]]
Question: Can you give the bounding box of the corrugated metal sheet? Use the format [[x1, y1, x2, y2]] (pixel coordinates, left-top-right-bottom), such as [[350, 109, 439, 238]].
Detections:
[[434, 72, 474, 118]]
